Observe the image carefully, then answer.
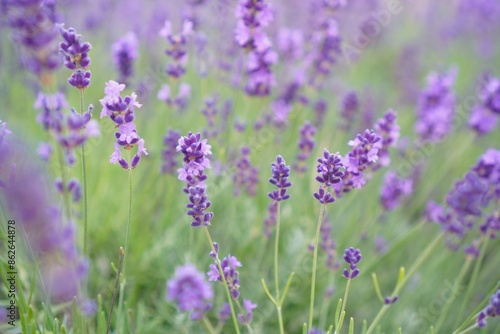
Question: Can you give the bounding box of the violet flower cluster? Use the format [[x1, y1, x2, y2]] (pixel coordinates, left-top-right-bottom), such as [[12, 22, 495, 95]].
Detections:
[[320, 216, 338, 271], [477, 287, 500, 328], [201, 96, 220, 138], [342, 247, 362, 279], [426, 148, 500, 254], [0, 134, 89, 304], [268, 155, 292, 202], [314, 149, 343, 204], [208, 254, 242, 299], [4, 0, 61, 78], [373, 110, 400, 169], [233, 147, 259, 196], [415, 69, 456, 143], [380, 171, 413, 211], [58, 25, 92, 91], [161, 129, 181, 174], [293, 121, 317, 174], [157, 82, 191, 110], [167, 263, 213, 320], [111, 32, 138, 85], [100, 80, 148, 170], [35, 92, 99, 165], [468, 74, 500, 135], [235, 0, 278, 96], [176, 132, 213, 227]]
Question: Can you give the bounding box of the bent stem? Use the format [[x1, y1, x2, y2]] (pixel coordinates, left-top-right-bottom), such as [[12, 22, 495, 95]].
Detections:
[[334, 279, 352, 334], [203, 226, 241, 334], [365, 231, 444, 334], [308, 204, 326, 330], [274, 201, 285, 334]]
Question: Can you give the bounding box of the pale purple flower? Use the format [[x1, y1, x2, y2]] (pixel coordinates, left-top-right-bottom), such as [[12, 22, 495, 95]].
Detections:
[[293, 121, 316, 173], [162, 129, 181, 174], [208, 254, 242, 299], [380, 171, 413, 211], [233, 147, 259, 196], [112, 32, 138, 85], [237, 299, 257, 325]]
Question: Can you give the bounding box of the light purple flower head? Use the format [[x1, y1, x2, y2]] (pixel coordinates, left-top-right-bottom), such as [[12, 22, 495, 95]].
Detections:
[[208, 254, 242, 299], [380, 171, 413, 211], [112, 32, 138, 85], [342, 247, 362, 279], [237, 299, 257, 325], [167, 263, 213, 320]]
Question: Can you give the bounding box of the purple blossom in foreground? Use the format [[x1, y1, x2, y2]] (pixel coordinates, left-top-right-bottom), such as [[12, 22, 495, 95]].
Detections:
[[380, 171, 413, 211], [415, 69, 456, 143], [314, 149, 343, 204], [167, 263, 213, 320], [112, 32, 138, 85], [235, 0, 277, 96], [1, 139, 87, 303], [233, 147, 259, 196], [477, 287, 500, 328], [342, 247, 362, 279], [237, 299, 257, 325], [340, 91, 359, 131], [268, 155, 292, 202], [208, 254, 242, 299], [468, 74, 500, 135], [293, 121, 316, 173], [160, 20, 193, 79], [161, 129, 181, 174], [100, 80, 147, 170]]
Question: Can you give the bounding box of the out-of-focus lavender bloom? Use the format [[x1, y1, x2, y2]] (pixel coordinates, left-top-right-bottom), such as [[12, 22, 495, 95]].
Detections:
[[293, 121, 316, 173], [446, 172, 488, 217], [480, 213, 500, 239], [208, 254, 242, 299], [340, 91, 359, 131], [314, 149, 343, 204], [308, 328, 325, 334], [218, 303, 231, 324], [161, 129, 181, 174], [380, 171, 413, 211], [320, 215, 338, 271], [268, 155, 291, 202], [235, 0, 277, 96], [476, 287, 500, 328], [100, 80, 147, 169], [468, 74, 500, 135], [233, 147, 259, 196], [4, 0, 61, 78], [37, 142, 52, 161], [234, 120, 247, 133], [415, 69, 456, 143], [277, 27, 303, 62], [1, 138, 87, 303], [263, 201, 278, 238], [342, 247, 362, 279], [112, 32, 138, 85], [167, 263, 213, 320], [201, 96, 223, 138], [0, 120, 13, 145], [157, 83, 191, 110], [55, 178, 81, 203], [373, 110, 400, 168], [237, 299, 257, 325], [314, 99, 328, 128], [160, 20, 193, 79]]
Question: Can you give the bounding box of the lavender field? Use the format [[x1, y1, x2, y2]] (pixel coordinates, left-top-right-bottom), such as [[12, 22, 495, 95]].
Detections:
[[1, 0, 500, 333]]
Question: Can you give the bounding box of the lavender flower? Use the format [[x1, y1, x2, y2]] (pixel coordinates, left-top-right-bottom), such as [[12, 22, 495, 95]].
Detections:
[[373, 110, 400, 168], [157, 83, 191, 110], [415, 69, 456, 143], [160, 20, 193, 79], [468, 74, 500, 135], [0, 120, 12, 145], [237, 299, 257, 325], [314, 99, 328, 128], [233, 147, 259, 196], [476, 287, 500, 328], [4, 0, 61, 78], [308, 328, 325, 334], [100, 80, 148, 169], [218, 303, 231, 324], [112, 32, 138, 85], [314, 149, 343, 204], [167, 263, 213, 320], [277, 27, 304, 62], [320, 216, 338, 271], [340, 91, 359, 131], [208, 254, 242, 299], [342, 247, 362, 279], [263, 202, 277, 238], [380, 171, 413, 211], [161, 129, 181, 174], [293, 121, 316, 173], [58, 25, 92, 90], [268, 155, 292, 201], [235, 0, 277, 96], [176, 132, 212, 186]]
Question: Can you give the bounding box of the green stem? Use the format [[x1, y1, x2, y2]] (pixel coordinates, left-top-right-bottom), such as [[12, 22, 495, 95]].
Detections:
[[203, 227, 241, 334], [201, 315, 216, 334], [107, 248, 124, 334], [335, 279, 352, 334], [454, 323, 479, 334], [308, 204, 326, 330], [365, 232, 444, 334], [434, 258, 472, 332], [274, 201, 285, 334]]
